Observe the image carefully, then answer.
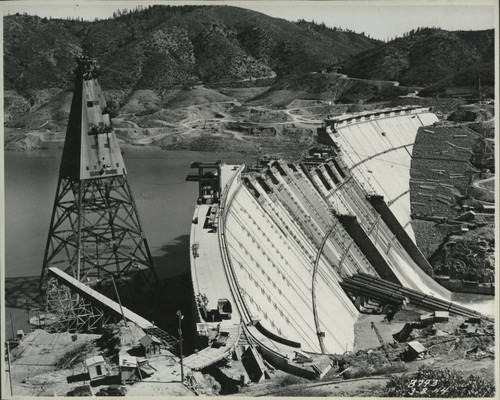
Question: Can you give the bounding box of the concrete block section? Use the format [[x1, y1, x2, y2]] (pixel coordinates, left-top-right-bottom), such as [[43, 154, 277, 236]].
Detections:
[[336, 214, 399, 284], [241, 346, 269, 383], [367, 195, 433, 275]]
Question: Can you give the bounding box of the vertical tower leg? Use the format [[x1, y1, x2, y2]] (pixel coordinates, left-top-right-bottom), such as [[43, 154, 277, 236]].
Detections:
[[41, 176, 158, 309]]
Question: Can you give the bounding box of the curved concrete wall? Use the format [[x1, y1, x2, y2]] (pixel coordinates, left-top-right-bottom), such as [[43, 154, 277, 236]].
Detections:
[[189, 108, 452, 361], [323, 108, 439, 241], [221, 155, 449, 354], [224, 164, 378, 354]]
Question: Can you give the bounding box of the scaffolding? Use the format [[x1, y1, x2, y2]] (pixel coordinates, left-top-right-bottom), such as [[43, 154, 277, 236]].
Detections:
[[40, 175, 157, 297], [42, 278, 115, 333]]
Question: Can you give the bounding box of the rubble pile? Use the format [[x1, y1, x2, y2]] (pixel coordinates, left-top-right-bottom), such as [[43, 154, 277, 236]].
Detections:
[[430, 229, 495, 284], [411, 125, 482, 219]]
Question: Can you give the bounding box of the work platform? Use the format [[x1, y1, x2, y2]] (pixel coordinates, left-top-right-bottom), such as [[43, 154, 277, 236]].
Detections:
[[189, 164, 244, 324], [183, 324, 241, 370]]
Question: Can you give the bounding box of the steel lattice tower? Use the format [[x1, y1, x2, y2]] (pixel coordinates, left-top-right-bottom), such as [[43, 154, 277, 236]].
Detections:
[[40, 56, 158, 305]]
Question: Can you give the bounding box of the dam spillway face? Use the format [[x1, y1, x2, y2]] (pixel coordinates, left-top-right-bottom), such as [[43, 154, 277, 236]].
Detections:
[[190, 107, 454, 359], [318, 107, 439, 242]]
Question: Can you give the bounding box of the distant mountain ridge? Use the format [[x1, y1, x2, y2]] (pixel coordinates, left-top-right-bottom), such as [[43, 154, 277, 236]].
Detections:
[[341, 28, 494, 94], [4, 5, 378, 94], [3, 6, 494, 138]]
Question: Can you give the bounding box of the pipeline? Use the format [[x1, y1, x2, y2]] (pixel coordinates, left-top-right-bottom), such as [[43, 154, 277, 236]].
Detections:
[[342, 273, 492, 322]]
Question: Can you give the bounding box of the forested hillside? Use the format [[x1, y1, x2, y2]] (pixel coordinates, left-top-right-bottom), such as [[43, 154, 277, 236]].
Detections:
[[341, 28, 494, 94], [4, 5, 378, 93]]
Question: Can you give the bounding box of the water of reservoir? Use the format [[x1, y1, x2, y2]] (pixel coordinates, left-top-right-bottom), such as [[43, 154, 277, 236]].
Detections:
[[4, 147, 253, 338]]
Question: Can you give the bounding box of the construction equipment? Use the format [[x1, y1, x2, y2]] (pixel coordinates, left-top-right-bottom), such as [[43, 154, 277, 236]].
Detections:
[[371, 321, 389, 357], [39, 56, 158, 330]]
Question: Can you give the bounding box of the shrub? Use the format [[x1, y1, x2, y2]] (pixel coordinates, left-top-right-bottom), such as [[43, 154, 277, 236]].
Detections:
[[343, 361, 407, 379], [55, 342, 94, 370], [383, 366, 495, 397], [275, 374, 309, 387]]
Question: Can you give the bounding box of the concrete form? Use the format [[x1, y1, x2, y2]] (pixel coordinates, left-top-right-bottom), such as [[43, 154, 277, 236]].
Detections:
[[119, 355, 138, 384]]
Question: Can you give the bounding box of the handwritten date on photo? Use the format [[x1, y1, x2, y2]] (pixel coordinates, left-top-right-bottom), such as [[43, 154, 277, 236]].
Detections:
[[406, 379, 450, 396]]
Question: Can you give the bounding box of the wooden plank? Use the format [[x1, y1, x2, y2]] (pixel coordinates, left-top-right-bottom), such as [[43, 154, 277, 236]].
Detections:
[[47, 267, 154, 329]]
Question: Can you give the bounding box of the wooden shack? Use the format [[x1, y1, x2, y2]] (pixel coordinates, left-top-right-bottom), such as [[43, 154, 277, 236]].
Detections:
[[139, 335, 162, 357], [420, 310, 449, 324], [85, 355, 109, 381], [119, 355, 138, 384], [406, 341, 428, 361]]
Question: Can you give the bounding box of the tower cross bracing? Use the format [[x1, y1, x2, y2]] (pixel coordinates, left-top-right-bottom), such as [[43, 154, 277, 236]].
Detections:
[[40, 56, 157, 305]]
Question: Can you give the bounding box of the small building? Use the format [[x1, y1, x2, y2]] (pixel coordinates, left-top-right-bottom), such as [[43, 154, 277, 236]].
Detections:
[[139, 335, 162, 357], [420, 312, 434, 324], [406, 341, 428, 361], [85, 355, 109, 381], [419, 310, 449, 324], [434, 311, 449, 322], [119, 354, 138, 384]]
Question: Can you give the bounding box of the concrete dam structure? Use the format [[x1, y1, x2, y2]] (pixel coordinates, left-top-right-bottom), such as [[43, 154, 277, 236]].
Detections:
[[317, 107, 439, 242], [188, 107, 484, 376]]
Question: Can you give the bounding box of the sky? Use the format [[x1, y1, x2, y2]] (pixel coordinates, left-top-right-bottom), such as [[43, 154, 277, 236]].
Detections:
[[1, 0, 497, 41]]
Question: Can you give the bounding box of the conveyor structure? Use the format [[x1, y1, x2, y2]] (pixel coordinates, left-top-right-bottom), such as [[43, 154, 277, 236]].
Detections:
[[46, 267, 179, 347]]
